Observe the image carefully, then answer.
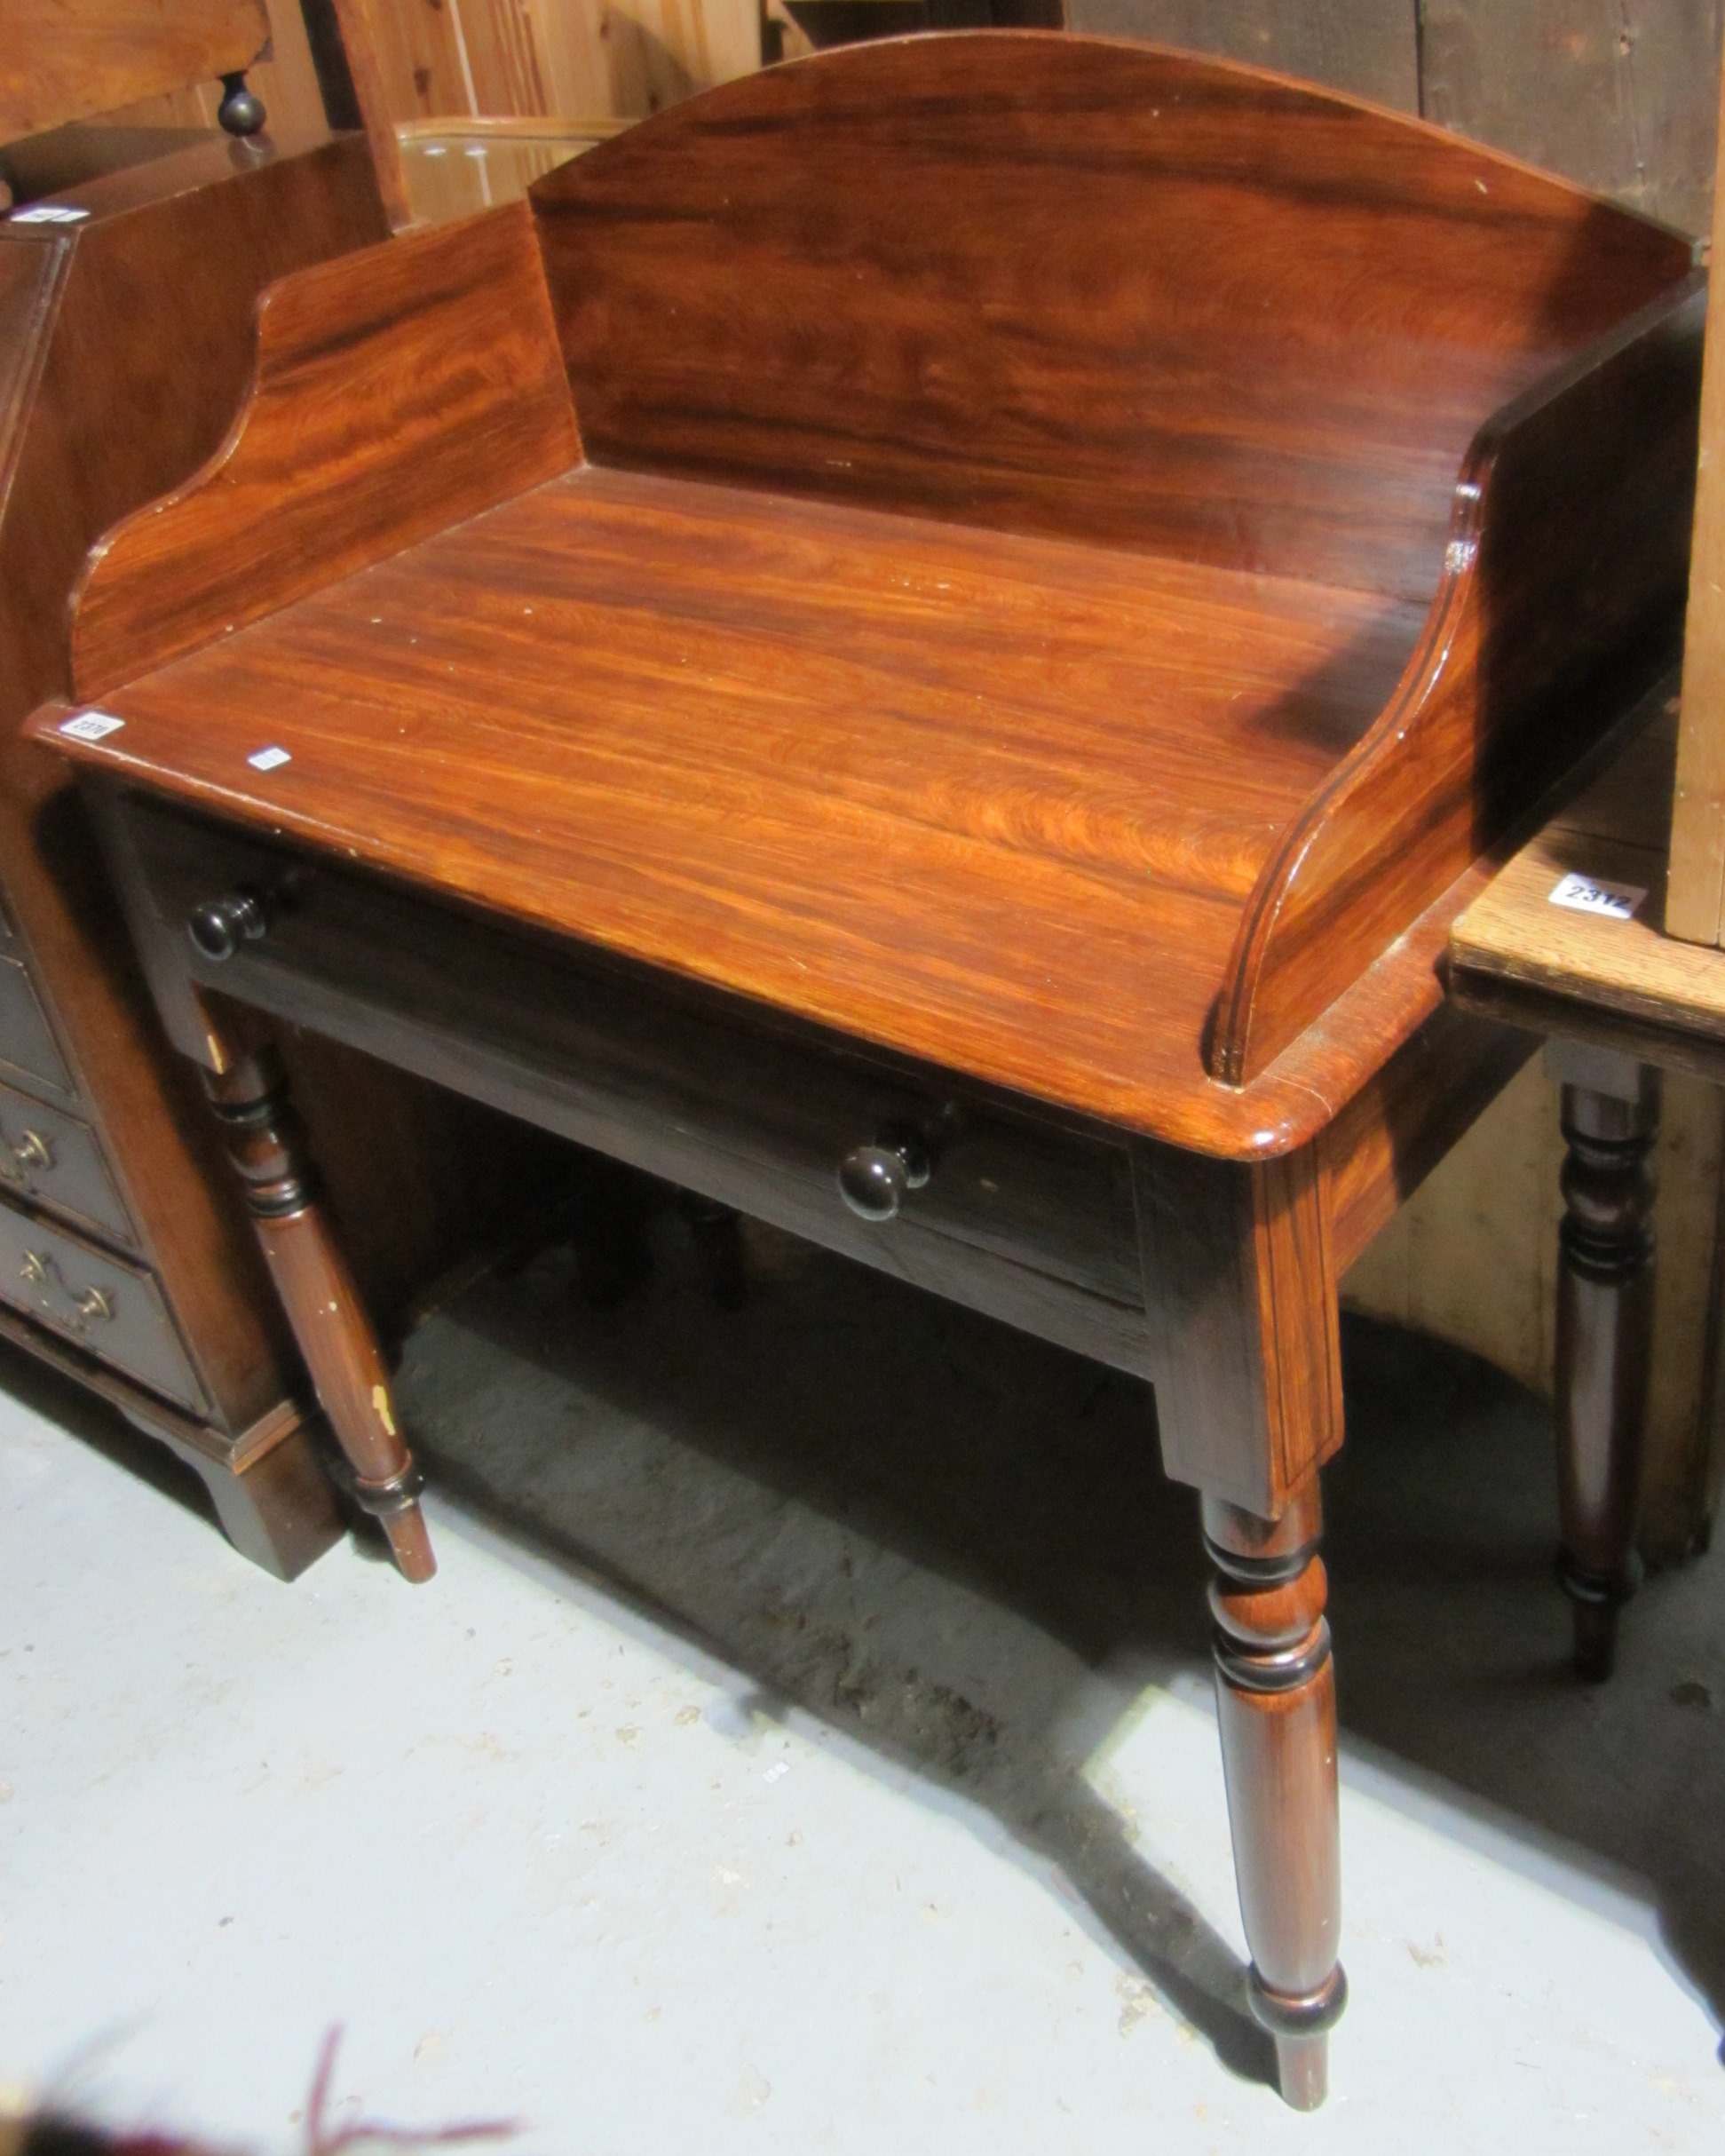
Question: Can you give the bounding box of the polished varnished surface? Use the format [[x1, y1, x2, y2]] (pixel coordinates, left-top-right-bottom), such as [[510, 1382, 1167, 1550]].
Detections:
[[534, 33, 1691, 606], [52, 464, 1427, 1146]]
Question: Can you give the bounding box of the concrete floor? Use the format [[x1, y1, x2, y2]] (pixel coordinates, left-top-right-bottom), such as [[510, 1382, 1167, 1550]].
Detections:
[[4, 1204, 1725, 2151]]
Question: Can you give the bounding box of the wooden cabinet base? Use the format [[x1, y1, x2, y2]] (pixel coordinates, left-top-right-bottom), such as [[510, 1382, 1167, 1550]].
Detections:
[[135, 1399, 344, 1582], [0, 1298, 342, 1580]]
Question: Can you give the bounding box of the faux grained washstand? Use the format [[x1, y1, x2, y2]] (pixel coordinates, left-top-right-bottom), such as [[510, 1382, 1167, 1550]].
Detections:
[[28, 34, 1705, 2106]]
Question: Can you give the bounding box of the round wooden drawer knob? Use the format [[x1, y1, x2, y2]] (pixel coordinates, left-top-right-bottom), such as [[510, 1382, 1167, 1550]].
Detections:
[[187, 890, 268, 963], [837, 1129, 931, 1222]]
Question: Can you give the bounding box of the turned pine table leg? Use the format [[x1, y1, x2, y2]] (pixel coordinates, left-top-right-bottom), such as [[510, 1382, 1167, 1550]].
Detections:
[[1205, 1484, 1345, 2110], [203, 1044, 436, 1583], [1547, 1042, 1659, 1681]]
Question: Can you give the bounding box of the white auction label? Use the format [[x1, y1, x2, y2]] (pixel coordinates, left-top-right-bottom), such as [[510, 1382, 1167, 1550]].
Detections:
[[10, 204, 89, 225], [247, 746, 292, 772], [1547, 870, 1647, 922], [57, 710, 124, 742]]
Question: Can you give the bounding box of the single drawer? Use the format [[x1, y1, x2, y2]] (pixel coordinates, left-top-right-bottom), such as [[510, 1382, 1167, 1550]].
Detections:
[[0, 1080, 136, 1248], [116, 796, 1153, 1378], [0, 955, 74, 1098], [0, 1200, 204, 1413]]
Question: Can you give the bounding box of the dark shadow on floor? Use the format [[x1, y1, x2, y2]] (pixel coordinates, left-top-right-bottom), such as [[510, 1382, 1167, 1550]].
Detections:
[[384, 1201, 1725, 2077]]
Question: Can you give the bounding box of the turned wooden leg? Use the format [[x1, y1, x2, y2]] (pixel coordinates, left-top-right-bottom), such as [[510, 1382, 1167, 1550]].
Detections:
[[203, 1045, 436, 1583], [1204, 1483, 1344, 2112], [1548, 1044, 1659, 1681]]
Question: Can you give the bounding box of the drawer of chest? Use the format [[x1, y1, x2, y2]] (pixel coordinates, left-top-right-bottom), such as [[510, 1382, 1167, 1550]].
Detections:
[[0, 955, 75, 1099], [116, 797, 1151, 1376], [0, 1079, 136, 1247], [0, 1201, 205, 1413]]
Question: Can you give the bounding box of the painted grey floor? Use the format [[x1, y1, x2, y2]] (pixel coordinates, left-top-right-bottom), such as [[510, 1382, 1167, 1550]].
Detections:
[[4, 1204, 1725, 2152]]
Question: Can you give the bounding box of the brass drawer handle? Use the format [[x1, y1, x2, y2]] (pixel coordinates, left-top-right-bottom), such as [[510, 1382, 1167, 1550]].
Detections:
[[0, 1126, 54, 1185], [20, 1248, 115, 1329]]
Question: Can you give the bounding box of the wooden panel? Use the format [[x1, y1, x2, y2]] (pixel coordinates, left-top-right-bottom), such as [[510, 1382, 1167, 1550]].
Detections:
[[1065, 0, 1419, 111], [1325, 1003, 1536, 1273], [0, 0, 267, 141], [70, 201, 580, 698], [44, 462, 1427, 1153], [1450, 695, 1725, 1058], [1668, 59, 1725, 946], [345, 0, 472, 121], [1134, 1139, 1341, 1513], [93, 0, 329, 142], [397, 115, 621, 225], [350, 0, 759, 123], [0, 1199, 206, 1413], [1342, 1054, 1725, 1566], [0, 955, 74, 1098], [1420, 1, 1722, 236], [1215, 275, 1705, 1082], [0, 1078, 138, 1247], [99, 789, 1159, 1381], [0, 131, 432, 1441], [531, 35, 1690, 604]]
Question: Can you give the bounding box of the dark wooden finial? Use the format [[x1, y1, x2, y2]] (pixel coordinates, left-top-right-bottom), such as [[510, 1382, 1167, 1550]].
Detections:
[[217, 71, 266, 137]]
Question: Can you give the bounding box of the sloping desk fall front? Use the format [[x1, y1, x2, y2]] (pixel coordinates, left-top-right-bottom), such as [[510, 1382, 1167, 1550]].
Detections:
[[29, 36, 1702, 2106]]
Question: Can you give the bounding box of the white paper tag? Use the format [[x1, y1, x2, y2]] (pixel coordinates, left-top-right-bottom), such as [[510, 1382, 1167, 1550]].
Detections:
[[247, 746, 292, 772], [1547, 870, 1647, 922], [11, 204, 90, 225], [58, 710, 124, 742]]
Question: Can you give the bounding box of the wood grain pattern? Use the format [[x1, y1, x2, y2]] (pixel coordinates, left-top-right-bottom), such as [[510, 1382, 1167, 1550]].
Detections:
[[44, 463, 1426, 1151], [1552, 1062, 1661, 1679], [1205, 1482, 1342, 2108], [1420, 1, 1723, 237], [1134, 1140, 1341, 1514], [1667, 57, 1725, 946], [91, 0, 328, 143], [0, 133, 392, 1444], [98, 784, 1159, 1383], [1216, 273, 1705, 1083], [533, 35, 1689, 604], [1325, 1004, 1535, 1274], [70, 200, 580, 700], [0, 0, 268, 141], [39, 34, 1698, 1169], [1451, 700, 1725, 1070], [397, 115, 621, 226]]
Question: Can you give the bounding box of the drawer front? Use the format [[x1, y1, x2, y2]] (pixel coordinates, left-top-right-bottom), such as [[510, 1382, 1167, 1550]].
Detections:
[[0, 955, 74, 1099], [0, 1080, 136, 1247], [119, 797, 1152, 1377], [0, 1201, 205, 1413]]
